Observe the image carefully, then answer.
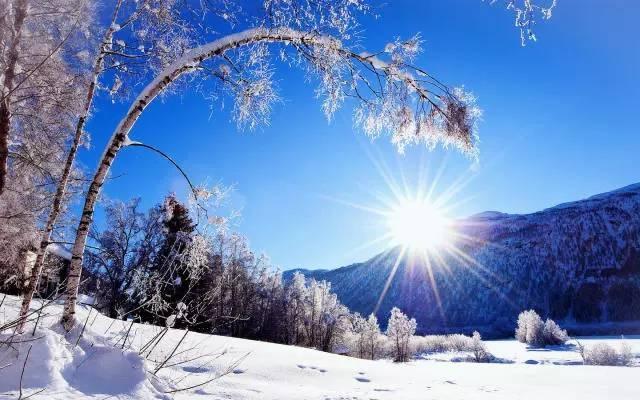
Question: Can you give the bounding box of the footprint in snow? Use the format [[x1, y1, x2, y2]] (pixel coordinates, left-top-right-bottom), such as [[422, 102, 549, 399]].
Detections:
[[297, 364, 307, 369], [182, 366, 208, 373], [355, 376, 371, 383], [232, 368, 246, 374], [318, 368, 327, 373]]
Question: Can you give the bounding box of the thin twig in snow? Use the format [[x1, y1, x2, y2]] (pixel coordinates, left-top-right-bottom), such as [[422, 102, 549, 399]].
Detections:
[[154, 329, 189, 374], [17, 344, 32, 400], [75, 308, 92, 347], [164, 353, 249, 394]]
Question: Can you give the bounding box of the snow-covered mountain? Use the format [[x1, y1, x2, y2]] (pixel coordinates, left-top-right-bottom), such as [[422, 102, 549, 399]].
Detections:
[[287, 183, 640, 336]]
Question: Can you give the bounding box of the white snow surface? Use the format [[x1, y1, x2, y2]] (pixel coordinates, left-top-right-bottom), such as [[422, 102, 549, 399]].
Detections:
[[0, 295, 639, 399]]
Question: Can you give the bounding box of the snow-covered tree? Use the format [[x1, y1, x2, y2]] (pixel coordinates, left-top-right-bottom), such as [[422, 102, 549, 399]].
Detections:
[[349, 313, 368, 358], [364, 314, 384, 359], [0, 0, 93, 194], [1, 0, 94, 308], [542, 318, 568, 345], [349, 313, 384, 360], [515, 309, 567, 347], [386, 307, 416, 362], [470, 331, 490, 362], [84, 198, 164, 318], [302, 278, 350, 351], [350, 313, 383, 359], [284, 272, 308, 344], [515, 309, 544, 346]]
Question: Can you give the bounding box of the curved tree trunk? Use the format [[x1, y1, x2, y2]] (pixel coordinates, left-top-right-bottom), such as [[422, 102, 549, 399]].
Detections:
[[0, 0, 28, 195], [16, 4, 122, 332], [61, 27, 329, 330]]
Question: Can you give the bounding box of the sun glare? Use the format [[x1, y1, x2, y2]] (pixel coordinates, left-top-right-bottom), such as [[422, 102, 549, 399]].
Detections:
[[388, 199, 452, 251]]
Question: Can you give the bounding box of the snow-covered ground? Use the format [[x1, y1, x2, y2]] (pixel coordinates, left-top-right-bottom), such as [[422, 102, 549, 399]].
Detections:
[[1, 295, 639, 400], [420, 337, 640, 366]]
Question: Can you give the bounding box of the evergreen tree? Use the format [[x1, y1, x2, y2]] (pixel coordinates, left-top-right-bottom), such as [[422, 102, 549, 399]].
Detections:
[[145, 195, 197, 326]]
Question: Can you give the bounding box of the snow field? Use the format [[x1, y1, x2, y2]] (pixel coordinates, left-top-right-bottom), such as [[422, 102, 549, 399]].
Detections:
[[0, 295, 638, 400]]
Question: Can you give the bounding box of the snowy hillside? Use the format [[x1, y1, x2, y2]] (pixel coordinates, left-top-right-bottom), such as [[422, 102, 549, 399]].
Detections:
[[288, 183, 640, 335], [1, 295, 639, 399]]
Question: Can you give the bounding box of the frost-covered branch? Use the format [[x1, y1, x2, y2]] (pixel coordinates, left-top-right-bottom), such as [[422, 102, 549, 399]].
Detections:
[[490, 0, 557, 45]]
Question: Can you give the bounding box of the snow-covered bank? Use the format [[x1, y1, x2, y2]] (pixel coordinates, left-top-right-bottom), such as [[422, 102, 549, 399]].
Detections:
[[1, 295, 639, 399], [419, 337, 640, 366]]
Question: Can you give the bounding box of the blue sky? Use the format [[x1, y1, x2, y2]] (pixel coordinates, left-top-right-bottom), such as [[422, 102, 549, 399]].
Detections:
[[81, 0, 640, 270]]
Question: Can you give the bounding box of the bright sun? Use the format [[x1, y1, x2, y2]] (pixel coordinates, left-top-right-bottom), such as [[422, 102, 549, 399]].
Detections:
[[387, 199, 452, 251]]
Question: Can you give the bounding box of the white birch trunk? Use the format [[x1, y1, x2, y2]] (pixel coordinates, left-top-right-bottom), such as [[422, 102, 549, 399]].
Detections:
[[0, 0, 28, 195]]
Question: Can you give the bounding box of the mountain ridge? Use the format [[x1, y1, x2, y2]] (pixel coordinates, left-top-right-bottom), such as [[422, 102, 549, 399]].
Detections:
[[285, 182, 640, 336]]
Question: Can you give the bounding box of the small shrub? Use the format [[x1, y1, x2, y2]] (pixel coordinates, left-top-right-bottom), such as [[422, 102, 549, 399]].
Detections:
[[580, 342, 633, 366], [470, 331, 491, 363], [515, 310, 544, 346], [542, 319, 569, 345], [619, 342, 633, 366], [515, 310, 567, 347], [411, 334, 474, 354], [411, 332, 492, 363], [448, 334, 474, 352]]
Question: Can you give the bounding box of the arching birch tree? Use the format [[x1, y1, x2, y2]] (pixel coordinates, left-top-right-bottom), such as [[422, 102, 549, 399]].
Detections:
[[16, 0, 203, 332]]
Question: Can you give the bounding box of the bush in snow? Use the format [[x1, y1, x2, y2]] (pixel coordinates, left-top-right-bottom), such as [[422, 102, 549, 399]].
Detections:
[[470, 331, 491, 363], [515, 310, 544, 346], [386, 307, 416, 362], [411, 334, 475, 354], [579, 342, 633, 366], [515, 310, 567, 347], [542, 318, 569, 345], [410, 332, 491, 362]]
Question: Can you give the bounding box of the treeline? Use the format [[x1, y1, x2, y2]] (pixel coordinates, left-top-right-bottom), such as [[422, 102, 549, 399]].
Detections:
[[77, 195, 426, 361], [82, 196, 349, 349]]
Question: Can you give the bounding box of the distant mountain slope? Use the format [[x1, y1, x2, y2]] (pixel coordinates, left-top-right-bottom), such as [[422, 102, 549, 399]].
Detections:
[[286, 183, 640, 336]]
